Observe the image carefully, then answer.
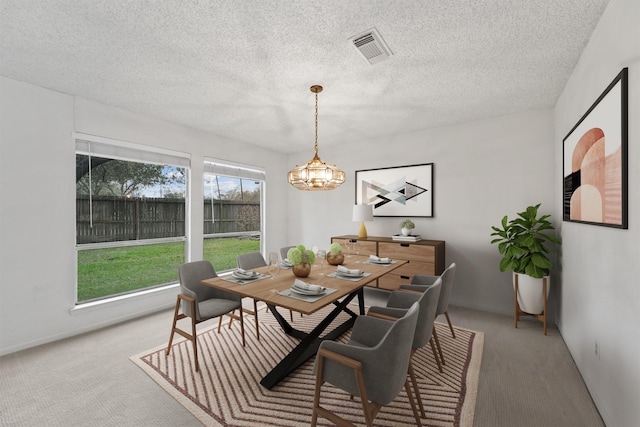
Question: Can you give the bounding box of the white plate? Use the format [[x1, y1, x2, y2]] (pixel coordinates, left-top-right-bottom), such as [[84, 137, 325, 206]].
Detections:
[[290, 287, 326, 296], [233, 271, 259, 280], [369, 259, 392, 264], [335, 270, 364, 278]]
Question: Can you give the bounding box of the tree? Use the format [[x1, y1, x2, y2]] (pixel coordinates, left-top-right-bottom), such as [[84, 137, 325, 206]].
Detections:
[[76, 156, 171, 197]]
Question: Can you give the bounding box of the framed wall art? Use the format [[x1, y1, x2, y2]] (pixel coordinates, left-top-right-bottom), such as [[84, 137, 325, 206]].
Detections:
[[562, 67, 628, 229], [355, 163, 434, 217]]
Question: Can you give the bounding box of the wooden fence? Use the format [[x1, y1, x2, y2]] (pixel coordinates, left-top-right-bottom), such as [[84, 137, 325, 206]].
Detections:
[[76, 195, 260, 244]]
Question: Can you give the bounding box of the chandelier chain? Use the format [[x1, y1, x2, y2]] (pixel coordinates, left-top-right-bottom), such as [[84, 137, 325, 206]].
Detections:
[[314, 91, 318, 154]]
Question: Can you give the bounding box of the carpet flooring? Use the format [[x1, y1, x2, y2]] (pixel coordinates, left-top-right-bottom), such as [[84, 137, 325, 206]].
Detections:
[[131, 306, 484, 426]]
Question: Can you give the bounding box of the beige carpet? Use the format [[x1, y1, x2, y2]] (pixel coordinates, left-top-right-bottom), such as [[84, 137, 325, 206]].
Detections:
[[131, 306, 483, 426]]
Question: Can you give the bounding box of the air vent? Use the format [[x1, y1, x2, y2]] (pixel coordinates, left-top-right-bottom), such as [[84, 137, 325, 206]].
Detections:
[[349, 28, 392, 65]]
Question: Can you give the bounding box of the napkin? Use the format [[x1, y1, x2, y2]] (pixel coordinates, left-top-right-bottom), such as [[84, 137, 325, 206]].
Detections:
[[292, 279, 325, 293], [369, 255, 391, 263], [280, 258, 293, 267], [337, 265, 363, 275]]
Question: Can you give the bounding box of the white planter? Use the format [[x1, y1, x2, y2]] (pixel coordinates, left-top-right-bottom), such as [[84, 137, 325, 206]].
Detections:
[[513, 273, 550, 314], [401, 227, 413, 236]]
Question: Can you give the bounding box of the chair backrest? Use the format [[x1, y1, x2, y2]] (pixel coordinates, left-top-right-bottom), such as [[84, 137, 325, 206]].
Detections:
[[236, 252, 267, 269], [280, 246, 295, 261], [178, 260, 221, 319], [411, 277, 441, 348], [436, 262, 456, 316]]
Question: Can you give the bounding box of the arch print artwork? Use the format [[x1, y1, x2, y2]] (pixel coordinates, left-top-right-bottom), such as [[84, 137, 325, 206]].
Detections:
[[563, 68, 628, 229]]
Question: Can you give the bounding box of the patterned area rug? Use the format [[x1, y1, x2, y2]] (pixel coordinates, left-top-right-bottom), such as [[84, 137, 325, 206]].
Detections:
[[131, 306, 483, 426]]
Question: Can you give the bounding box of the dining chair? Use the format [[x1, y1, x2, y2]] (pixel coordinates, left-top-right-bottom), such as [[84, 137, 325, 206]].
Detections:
[[367, 277, 442, 417], [280, 245, 295, 261], [312, 302, 422, 427], [166, 260, 244, 372], [400, 262, 457, 367], [236, 252, 295, 331]]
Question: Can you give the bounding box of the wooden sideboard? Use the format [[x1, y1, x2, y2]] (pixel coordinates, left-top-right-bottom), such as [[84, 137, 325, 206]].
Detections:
[[330, 235, 446, 291]]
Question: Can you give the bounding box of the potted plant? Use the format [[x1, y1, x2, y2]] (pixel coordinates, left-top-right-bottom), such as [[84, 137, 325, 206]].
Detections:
[[399, 219, 415, 236], [287, 245, 316, 278], [326, 243, 344, 265], [490, 203, 561, 314]]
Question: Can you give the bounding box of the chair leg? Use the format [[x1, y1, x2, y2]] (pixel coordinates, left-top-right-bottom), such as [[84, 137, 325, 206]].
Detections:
[[289, 310, 294, 322], [404, 378, 423, 427], [217, 316, 223, 333], [432, 326, 446, 366], [253, 299, 260, 341], [239, 305, 245, 346], [311, 352, 326, 427], [407, 356, 425, 417], [445, 311, 456, 338], [429, 337, 443, 373], [166, 297, 181, 355], [190, 309, 199, 372]]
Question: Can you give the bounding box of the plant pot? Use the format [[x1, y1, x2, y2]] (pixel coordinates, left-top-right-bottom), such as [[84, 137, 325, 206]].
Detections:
[[326, 252, 344, 266], [401, 227, 413, 236], [513, 273, 550, 314], [292, 263, 311, 278]]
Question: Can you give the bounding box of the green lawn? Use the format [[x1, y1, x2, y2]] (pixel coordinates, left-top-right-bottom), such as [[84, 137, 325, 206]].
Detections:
[[77, 238, 260, 302]]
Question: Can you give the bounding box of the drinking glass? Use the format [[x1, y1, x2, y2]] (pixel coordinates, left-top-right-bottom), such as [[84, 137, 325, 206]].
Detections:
[[317, 249, 327, 275], [268, 251, 279, 282]]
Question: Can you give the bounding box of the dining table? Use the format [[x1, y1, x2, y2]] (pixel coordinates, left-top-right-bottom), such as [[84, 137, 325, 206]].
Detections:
[[200, 254, 407, 389]]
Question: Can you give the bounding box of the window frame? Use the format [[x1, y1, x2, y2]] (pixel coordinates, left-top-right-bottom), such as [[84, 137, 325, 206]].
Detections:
[[74, 133, 191, 305]]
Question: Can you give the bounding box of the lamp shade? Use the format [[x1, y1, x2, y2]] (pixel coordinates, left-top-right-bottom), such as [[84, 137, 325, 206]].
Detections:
[[352, 204, 374, 222]]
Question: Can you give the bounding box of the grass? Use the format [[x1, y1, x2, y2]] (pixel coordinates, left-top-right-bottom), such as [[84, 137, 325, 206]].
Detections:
[[77, 238, 260, 302]]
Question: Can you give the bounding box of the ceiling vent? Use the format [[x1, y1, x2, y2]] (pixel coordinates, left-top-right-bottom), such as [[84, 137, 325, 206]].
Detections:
[[349, 28, 392, 65]]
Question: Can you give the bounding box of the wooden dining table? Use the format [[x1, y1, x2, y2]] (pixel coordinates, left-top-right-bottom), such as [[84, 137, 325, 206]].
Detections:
[[200, 254, 407, 389]]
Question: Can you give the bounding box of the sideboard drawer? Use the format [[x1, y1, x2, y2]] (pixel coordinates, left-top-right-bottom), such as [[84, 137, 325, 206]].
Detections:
[[378, 242, 435, 263], [330, 238, 377, 255]]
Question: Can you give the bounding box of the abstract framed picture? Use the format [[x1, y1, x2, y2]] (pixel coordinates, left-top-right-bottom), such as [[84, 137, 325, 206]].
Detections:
[[563, 67, 628, 229], [355, 163, 433, 217]]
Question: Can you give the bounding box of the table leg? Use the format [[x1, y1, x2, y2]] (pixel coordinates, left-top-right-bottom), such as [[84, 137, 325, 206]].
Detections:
[[260, 290, 361, 389]]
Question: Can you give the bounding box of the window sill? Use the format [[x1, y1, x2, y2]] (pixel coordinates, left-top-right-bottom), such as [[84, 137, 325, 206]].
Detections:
[[69, 283, 179, 316]]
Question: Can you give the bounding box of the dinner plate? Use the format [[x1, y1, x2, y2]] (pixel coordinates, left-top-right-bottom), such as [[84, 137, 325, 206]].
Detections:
[[290, 286, 326, 296], [369, 259, 392, 264], [233, 271, 259, 280], [335, 270, 364, 278]]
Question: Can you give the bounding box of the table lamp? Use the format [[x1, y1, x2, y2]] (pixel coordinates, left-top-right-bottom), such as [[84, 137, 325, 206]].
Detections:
[[352, 204, 374, 238]]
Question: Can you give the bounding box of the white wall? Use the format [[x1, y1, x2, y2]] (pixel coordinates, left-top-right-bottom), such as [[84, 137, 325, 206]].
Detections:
[[291, 108, 557, 316], [0, 76, 290, 355], [554, 0, 640, 426]]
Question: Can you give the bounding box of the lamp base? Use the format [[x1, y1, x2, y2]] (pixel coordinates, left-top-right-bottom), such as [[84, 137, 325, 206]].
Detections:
[[358, 221, 368, 238]]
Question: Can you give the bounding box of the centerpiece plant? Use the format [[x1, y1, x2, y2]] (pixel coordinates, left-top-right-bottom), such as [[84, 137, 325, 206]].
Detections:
[[287, 245, 316, 278], [326, 243, 344, 265]]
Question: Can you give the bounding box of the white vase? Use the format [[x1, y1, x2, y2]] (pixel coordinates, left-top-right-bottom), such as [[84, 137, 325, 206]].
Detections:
[[401, 227, 412, 236], [513, 273, 550, 314]]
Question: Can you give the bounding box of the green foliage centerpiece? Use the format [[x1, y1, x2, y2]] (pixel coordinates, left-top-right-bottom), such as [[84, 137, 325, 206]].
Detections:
[[326, 243, 344, 266], [287, 245, 316, 278]]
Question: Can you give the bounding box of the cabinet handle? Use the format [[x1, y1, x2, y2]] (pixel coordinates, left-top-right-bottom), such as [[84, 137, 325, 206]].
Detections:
[[400, 275, 410, 280], [400, 243, 410, 247]]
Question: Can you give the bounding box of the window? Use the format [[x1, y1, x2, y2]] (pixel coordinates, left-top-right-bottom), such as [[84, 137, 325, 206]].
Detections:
[[75, 136, 190, 303], [203, 160, 265, 272]]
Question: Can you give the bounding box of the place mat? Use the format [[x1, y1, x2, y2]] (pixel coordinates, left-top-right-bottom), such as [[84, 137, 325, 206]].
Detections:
[[326, 271, 371, 282], [277, 287, 338, 302], [222, 273, 271, 285]]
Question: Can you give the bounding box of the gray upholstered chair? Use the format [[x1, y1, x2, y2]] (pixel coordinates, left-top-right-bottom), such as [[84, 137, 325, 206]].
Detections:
[[237, 252, 296, 328], [236, 252, 268, 340], [311, 303, 422, 427], [367, 278, 442, 417], [280, 246, 295, 261], [400, 262, 457, 367], [166, 260, 244, 371]]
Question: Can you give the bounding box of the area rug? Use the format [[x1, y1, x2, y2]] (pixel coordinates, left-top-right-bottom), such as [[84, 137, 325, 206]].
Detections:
[[131, 306, 483, 426]]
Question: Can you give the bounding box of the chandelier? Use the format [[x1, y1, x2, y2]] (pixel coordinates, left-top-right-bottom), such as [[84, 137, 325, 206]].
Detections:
[[287, 85, 346, 191]]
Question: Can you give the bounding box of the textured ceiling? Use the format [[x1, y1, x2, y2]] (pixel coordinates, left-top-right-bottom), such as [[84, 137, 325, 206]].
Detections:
[[0, 0, 610, 153]]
